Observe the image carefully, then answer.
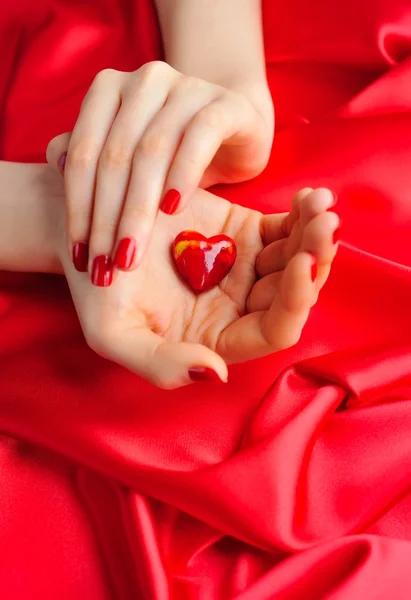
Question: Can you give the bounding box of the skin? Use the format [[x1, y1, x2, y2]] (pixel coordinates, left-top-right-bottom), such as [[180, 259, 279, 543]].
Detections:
[[0, 2, 339, 388], [0, 161, 339, 388], [49, 0, 274, 277]]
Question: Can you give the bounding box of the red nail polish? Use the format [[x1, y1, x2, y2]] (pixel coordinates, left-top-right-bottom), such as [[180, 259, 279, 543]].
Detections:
[[58, 152, 67, 175], [188, 367, 223, 383], [114, 238, 137, 270], [92, 255, 113, 287], [333, 227, 341, 245], [72, 242, 89, 272], [310, 253, 318, 282], [160, 189, 181, 215]]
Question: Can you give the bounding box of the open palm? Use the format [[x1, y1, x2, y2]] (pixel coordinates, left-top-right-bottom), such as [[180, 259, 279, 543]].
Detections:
[[61, 187, 339, 388]]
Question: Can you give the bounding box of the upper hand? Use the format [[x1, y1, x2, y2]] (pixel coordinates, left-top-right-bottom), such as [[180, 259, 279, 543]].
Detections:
[[47, 62, 274, 281]]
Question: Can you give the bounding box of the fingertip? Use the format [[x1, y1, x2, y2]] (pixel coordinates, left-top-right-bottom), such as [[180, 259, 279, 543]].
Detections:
[[310, 252, 318, 282], [46, 132, 72, 171], [58, 152, 67, 176], [296, 187, 314, 199], [160, 189, 181, 215], [292, 187, 314, 208], [215, 358, 229, 383], [147, 343, 228, 389], [188, 366, 227, 384], [113, 237, 137, 270], [91, 254, 114, 287], [314, 187, 336, 209], [325, 209, 342, 245], [72, 241, 89, 272], [332, 226, 341, 246]]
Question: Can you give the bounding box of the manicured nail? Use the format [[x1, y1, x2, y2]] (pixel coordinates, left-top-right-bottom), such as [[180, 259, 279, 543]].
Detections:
[[58, 152, 67, 175], [160, 189, 181, 215], [114, 238, 137, 270], [333, 226, 341, 245], [72, 242, 89, 272], [91, 255, 113, 287], [310, 253, 318, 282], [188, 367, 224, 383]]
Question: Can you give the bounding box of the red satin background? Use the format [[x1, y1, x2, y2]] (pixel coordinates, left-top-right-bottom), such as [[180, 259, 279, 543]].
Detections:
[[1, 1, 411, 598]]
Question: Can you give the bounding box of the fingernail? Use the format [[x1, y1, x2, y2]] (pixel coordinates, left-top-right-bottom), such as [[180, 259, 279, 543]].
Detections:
[[188, 367, 224, 383], [58, 152, 67, 175], [333, 226, 341, 245], [160, 189, 181, 215], [332, 191, 338, 206], [91, 255, 113, 287], [114, 237, 137, 270], [72, 242, 89, 272], [310, 253, 318, 282]]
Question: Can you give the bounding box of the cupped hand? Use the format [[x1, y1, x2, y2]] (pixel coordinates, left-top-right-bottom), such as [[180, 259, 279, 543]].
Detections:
[[47, 62, 273, 281], [56, 186, 340, 389]]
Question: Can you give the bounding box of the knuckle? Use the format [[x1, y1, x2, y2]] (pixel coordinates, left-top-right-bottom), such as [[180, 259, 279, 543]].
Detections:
[[137, 132, 170, 158], [91, 217, 118, 238], [82, 70, 122, 111], [93, 68, 119, 87], [123, 203, 152, 222], [197, 104, 223, 130], [67, 215, 89, 242], [139, 60, 171, 84], [68, 140, 98, 170], [176, 75, 206, 93], [173, 152, 200, 170], [101, 143, 131, 169]]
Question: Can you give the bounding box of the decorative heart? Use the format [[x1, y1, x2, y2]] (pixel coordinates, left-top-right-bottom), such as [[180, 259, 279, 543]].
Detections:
[[172, 230, 237, 293]]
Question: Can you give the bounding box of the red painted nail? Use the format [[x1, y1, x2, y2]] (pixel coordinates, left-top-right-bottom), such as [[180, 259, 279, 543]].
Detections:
[[58, 152, 67, 175], [333, 226, 341, 245], [72, 242, 89, 272], [91, 255, 113, 287], [160, 189, 181, 215], [188, 367, 223, 383], [114, 238, 137, 270], [310, 253, 318, 282]]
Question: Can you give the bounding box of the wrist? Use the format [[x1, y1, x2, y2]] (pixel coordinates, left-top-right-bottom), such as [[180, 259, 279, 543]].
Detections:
[[32, 164, 65, 274], [0, 162, 64, 274], [230, 79, 275, 135], [155, 0, 270, 111]]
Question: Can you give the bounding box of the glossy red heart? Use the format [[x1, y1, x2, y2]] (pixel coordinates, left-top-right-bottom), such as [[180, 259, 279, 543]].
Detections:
[[172, 230, 237, 293]]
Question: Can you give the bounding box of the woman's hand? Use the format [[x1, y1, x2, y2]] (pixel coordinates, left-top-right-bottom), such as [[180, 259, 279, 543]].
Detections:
[[55, 186, 339, 389], [47, 62, 273, 283]]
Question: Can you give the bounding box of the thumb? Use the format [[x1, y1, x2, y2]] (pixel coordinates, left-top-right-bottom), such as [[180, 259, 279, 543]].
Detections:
[[46, 132, 72, 174], [106, 327, 228, 390]]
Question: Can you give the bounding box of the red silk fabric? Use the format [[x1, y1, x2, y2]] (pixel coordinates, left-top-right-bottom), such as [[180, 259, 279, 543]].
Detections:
[[1, 1, 411, 598]]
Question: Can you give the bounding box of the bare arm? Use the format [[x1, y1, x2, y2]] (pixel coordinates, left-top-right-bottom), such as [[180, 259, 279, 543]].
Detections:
[[0, 161, 62, 273], [153, 0, 273, 125]]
